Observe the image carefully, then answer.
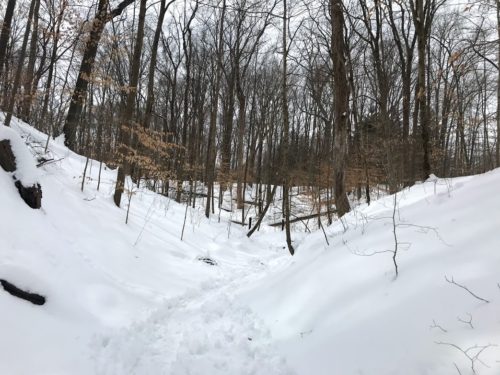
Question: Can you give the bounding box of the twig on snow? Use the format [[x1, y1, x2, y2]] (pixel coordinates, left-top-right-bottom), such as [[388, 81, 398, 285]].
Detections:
[[457, 313, 474, 329], [430, 319, 448, 333], [435, 341, 496, 374], [445, 276, 490, 303], [36, 157, 64, 168], [299, 329, 313, 338], [352, 249, 394, 257]]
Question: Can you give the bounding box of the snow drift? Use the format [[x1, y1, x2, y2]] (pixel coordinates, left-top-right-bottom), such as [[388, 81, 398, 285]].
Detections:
[[241, 170, 500, 375]]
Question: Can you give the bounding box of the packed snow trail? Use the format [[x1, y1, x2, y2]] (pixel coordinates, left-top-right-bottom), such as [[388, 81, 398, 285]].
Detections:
[[95, 246, 294, 375]]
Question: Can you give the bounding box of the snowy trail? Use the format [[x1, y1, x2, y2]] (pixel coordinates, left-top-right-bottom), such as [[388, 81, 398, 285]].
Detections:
[[94, 245, 294, 375]]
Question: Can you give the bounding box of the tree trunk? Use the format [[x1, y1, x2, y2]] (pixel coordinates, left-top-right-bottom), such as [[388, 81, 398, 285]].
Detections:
[[220, 72, 236, 191], [176, 2, 198, 203], [247, 184, 277, 237], [235, 80, 246, 211], [282, 0, 294, 255], [3, 0, 36, 127], [497, 0, 500, 167], [205, 0, 226, 218], [40, 1, 66, 128], [21, 0, 40, 122], [0, 0, 16, 81], [113, 0, 146, 207], [143, 0, 171, 129], [412, 0, 431, 180], [330, 0, 351, 218], [63, 0, 134, 151]]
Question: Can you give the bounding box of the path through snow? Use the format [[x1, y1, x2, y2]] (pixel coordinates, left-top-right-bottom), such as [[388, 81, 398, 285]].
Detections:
[[94, 244, 295, 375]]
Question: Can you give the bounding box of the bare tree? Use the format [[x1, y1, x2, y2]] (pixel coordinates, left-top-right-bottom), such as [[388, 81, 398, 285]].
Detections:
[[205, 0, 227, 218], [0, 0, 16, 81], [282, 0, 294, 255], [3, 0, 37, 127], [330, 0, 351, 217], [62, 0, 135, 150], [409, 0, 443, 180], [113, 0, 147, 207]]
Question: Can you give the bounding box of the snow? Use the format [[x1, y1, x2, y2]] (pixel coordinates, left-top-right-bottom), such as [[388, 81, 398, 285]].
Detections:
[[0, 115, 499, 375], [240, 171, 500, 375], [0, 124, 41, 185]]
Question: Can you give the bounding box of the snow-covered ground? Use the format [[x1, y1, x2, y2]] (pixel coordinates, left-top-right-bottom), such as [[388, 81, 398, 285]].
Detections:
[[1, 116, 499, 374], [241, 172, 500, 375]]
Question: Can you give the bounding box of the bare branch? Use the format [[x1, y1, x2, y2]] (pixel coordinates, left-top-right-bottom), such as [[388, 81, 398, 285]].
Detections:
[[435, 341, 497, 374], [457, 313, 474, 329], [109, 0, 137, 19], [430, 319, 448, 333], [351, 249, 394, 257], [445, 276, 490, 304], [36, 157, 64, 167], [397, 223, 451, 246]]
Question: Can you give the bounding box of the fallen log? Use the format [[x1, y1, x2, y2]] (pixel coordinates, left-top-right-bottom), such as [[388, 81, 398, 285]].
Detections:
[[231, 198, 257, 205], [14, 180, 42, 209], [0, 139, 16, 172], [0, 136, 43, 209], [268, 211, 335, 227], [0, 279, 46, 305]]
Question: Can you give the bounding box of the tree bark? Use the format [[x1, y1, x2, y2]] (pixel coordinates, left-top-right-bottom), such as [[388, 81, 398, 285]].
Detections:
[[62, 0, 135, 151], [143, 0, 174, 129], [235, 80, 246, 211], [330, 0, 351, 218], [0, 0, 16, 81], [113, 0, 146, 207], [3, 0, 36, 127], [497, 0, 500, 167], [205, 0, 226, 218], [411, 0, 432, 180], [282, 0, 294, 255], [247, 184, 277, 237], [40, 0, 67, 128], [21, 0, 40, 122]]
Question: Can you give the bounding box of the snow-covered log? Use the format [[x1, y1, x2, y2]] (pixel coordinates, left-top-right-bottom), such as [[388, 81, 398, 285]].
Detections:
[[0, 126, 42, 209]]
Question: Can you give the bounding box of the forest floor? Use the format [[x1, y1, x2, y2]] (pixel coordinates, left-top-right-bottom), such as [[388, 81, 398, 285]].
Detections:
[[1, 116, 499, 375]]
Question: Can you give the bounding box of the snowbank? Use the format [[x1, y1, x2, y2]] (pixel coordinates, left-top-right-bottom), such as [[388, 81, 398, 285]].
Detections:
[[241, 170, 500, 375], [0, 124, 40, 185]]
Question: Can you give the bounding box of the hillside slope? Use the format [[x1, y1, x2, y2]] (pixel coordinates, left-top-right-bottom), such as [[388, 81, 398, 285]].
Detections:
[[241, 169, 500, 375]]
